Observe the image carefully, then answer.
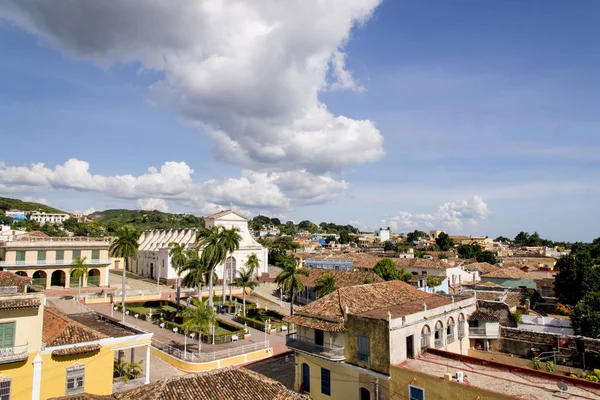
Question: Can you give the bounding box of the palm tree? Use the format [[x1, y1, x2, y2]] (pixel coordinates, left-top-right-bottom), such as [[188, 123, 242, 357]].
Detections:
[[182, 251, 207, 299], [109, 226, 140, 322], [182, 299, 216, 353], [232, 268, 259, 315], [219, 227, 241, 306], [196, 226, 226, 307], [245, 253, 260, 279], [274, 256, 309, 315], [169, 242, 188, 311], [315, 272, 336, 298], [70, 256, 88, 301]]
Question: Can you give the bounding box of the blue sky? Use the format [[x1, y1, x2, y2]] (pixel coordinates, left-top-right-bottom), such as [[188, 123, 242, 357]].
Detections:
[[0, 1, 599, 241]]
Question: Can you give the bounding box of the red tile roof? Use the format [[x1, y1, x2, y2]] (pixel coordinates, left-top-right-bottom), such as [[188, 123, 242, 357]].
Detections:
[[0, 271, 32, 292], [299, 268, 383, 288], [482, 267, 536, 280], [43, 307, 107, 347]]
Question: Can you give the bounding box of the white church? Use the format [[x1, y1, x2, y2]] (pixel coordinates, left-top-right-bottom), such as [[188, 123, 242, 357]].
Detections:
[[133, 210, 269, 286]]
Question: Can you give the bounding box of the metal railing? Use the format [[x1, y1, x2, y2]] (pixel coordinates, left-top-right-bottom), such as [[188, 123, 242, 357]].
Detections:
[[0, 259, 112, 267], [0, 344, 28, 364], [447, 333, 455, 343], [469, 327, 487, 337], [151, 338, 268, 363], [434, 338, 444, 348], [421, 334, 430, 351], [285, 333, 345, 361]]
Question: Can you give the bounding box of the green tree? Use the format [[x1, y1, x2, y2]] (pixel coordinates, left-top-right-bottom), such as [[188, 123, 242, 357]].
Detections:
[[109, 226, 140, 322], [435, 232, 454, 251], [374, 258, 398, 281], [476, 251, 498, 264], [339, 230, 351, 244], [426, 276, 442, 290], [244, 253, 260, 279], [406, 230, 428, 243], [495, 236, 511, 243], [315, 273, 336, 298], [182, 299, 216, 353], [555, 252, 599, 306], [182, 251, 207, 298], [274, 257, 309, 315], [571, 291, 600, 339], [0, 215, 13, 225], [513, 231, 530, 245], [219, 227, 242, 305], [457, 244, 482, 259], [359, 277, 374, 285], [70, 256, 88, 300], [383, 241, 395, 252], [169, 242, 188, 311], [232, 268, 259, 315], [196, 226, 226, 307]]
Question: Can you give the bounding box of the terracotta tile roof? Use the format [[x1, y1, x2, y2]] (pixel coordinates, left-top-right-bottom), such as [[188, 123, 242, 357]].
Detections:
[[473, 291, 505, 302], [43, 307, 107, 347], [299, 269, 383, 288], [468, 310, 499, 322], [0, 271, 32, 292], [71, 367, 306, 400], [51, 344, 102, 356], [359, 296, 452, 320], [462, 280, 506, 289], [284, 314, 346, 332], [482, 267, 536, 280], [394, 258, 452, 270], [464, 262, 499, 274], [23, 231, 49, 238], [504, 292, 527, 309], [0, 298, 42, 310], [285, 281, 434, 329]]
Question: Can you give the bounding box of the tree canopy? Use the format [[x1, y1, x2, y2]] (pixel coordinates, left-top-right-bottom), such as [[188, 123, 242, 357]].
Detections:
[[373, 258, 412, 283], [406, 230, 428, 243], [435, 232, 454, 251]]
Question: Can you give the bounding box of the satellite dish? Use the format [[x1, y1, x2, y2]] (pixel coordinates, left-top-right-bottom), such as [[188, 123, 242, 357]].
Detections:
[[557, 382, 569, 392]]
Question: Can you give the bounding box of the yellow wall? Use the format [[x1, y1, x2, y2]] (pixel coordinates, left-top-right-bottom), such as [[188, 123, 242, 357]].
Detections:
[[390, 364, 512, 400], [4, 248, 110, 264], [0, 296, 44, 353], [294, 353, 385, 400], [0, 355, 34, 400], [40, 347, 114, 399]]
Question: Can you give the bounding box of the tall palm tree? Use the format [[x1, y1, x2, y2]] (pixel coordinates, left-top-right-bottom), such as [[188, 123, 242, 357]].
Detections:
[[245, 253, 260, 280], [315, 272, 336, 298], [109, 226, 140, 322], [232, 268, 259, 316], [182, 251, 207, 299], [196, 226, 226, 307], [169, 242, 188, 311], [181, 299, 216, 354], [274, 255, 309, 315], [70, 256, 88, 301], [219, 227, 241, 306]]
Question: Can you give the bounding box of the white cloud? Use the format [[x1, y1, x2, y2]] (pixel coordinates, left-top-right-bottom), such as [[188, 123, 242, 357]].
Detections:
[[0, 159, 348, 213], [0, 0, 384, 175], [137, 198, 169, 212], [381, 196, 491, 232], [21, 196, 51, 206], [83, 207, 96, 215]]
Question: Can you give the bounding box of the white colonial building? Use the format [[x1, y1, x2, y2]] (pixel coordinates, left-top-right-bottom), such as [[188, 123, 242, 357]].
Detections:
[[133, 210, 268, 286]]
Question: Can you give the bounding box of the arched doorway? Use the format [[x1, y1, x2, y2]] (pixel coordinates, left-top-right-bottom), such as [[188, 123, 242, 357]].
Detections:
[[359, 387, 371, 400], [421, 325, 431, 353], [15, 271, 27, 277], [447, 317, 456, 343], [301, 363, 310, 392], [51, 270, 66, 287], [225, 256, 237, 281], [32, 270, 47, 288], [434, 321, 444, 348], [88, 269, 101, 286]]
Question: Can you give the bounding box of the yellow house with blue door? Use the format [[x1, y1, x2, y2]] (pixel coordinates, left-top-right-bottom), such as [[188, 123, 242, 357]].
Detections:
[[0, 272, 152, 400]]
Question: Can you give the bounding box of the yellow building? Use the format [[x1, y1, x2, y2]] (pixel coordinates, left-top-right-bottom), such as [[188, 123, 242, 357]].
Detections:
[[0, 237, 121, 290], [284, 281, 476, 400], [0, 272, 152, 400]]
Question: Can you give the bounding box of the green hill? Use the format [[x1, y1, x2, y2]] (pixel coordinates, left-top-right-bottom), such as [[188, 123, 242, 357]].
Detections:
[[0, 196, 66, 214], [89, 209, 205, 232]]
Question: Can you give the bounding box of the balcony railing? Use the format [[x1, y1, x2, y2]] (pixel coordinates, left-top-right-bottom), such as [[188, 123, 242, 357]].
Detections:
[[434, 338, 444, 348], [469, 327, 487, 337], [0, 259, 112, 267], [469, 325, 500, 338], [447, 333, 455, 343], [0, 344, 28, 364], [286, 333, 345, 361]]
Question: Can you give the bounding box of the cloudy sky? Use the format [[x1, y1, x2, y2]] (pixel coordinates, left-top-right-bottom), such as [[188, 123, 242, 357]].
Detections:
[[0, 1, 599, 241]]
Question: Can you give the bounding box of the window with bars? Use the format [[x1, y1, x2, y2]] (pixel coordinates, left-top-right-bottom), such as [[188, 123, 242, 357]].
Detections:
[[72, 250, 81, 261], [409, 385, 425, 400], [0, 378, 11, 400], [66, 365, 85, 395], [56, 250, 64, 261], [92, 250, 100, 260], [37, 251, 46, 261], [357, 335, 370, 364], [15, 252, 25, 262]]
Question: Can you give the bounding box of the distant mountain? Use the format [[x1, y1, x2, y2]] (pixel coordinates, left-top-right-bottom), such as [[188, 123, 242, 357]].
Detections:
[[89, 209, 205, 232], [0, 196, 67, 214]]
